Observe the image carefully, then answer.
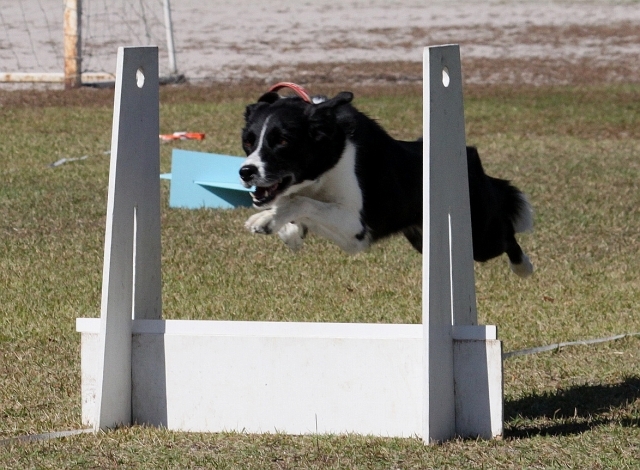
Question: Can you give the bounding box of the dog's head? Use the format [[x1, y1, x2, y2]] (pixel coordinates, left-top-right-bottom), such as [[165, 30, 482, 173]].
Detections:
[[239, 91, 355, 208]]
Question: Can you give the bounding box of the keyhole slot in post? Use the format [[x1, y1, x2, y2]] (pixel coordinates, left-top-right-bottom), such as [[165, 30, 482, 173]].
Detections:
[[442, 66, 450, 87], [136, 68, 145, 88]]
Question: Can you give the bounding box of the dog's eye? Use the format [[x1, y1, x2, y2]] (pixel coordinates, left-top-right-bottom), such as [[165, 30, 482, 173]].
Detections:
[[242, 134, 255, 152], [266, 129, 289, 149]]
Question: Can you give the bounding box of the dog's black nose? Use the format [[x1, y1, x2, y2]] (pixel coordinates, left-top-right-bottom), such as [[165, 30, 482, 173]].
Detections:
[[239, 164, 258, 182]]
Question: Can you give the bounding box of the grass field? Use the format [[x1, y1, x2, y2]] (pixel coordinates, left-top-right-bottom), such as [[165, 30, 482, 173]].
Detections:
[[1, 82, 639, 468]]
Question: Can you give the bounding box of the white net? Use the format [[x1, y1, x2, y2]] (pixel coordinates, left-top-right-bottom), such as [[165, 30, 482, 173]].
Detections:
[[0, 1, 63, 73], [0, 0, 174, 80], [82, 0, 171, 77]]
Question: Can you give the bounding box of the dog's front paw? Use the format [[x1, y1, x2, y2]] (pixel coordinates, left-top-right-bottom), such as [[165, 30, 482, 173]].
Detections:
[[278, 223, 307, 252], [245, 209, 277, 235]]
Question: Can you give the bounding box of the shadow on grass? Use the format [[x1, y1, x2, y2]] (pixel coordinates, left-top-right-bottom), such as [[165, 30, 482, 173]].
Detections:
[[504, 376, 640, 438]]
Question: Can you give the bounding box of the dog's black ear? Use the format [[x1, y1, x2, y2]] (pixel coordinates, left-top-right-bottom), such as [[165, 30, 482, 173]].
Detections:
[[306, 92, 356, 140], [333, 93, 357, 136], [244, 92, 281, 122], [257, 92, 281, 104], [244, 103, 260, 122], [317, 91, 353, 109]]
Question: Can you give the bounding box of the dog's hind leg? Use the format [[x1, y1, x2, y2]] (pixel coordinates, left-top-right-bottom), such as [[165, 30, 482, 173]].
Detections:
[[402, 225, 422, 253], [506, 235, 534, 278]]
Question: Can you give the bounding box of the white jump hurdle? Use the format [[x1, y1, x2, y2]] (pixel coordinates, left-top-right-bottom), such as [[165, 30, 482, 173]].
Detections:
[[76, 45, 503, 443]]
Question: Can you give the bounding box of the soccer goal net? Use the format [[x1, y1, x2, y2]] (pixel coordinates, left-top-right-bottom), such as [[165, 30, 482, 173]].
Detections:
[[0, 0, 178, 87]]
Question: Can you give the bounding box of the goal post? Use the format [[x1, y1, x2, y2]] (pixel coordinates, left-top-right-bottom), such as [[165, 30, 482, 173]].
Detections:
[[0, 0, 179, 87], [63, 0, 81, 89]]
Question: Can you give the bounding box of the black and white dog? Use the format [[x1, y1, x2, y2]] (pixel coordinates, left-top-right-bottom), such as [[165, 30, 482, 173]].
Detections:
[[239, 84, 533, 277]]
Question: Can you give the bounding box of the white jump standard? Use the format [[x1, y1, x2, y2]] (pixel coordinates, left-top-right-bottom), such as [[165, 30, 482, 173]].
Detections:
[[76, 45, 503, 443]]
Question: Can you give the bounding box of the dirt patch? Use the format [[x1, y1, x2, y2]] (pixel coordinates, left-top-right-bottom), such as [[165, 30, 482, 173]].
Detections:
[[168, 1, 640, 86]]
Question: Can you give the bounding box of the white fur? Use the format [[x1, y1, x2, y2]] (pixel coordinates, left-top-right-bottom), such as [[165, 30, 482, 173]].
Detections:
[[277, 222, 305, 251], [510, 253, 534, 278], [245, 140, 370, 253], [513, 193, 534, 233], [296, 140, 362, 208], [241, 116, 270, 186]]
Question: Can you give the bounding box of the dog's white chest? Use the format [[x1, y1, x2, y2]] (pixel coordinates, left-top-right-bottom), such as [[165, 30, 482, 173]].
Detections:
[[303, 141, 362, 210]]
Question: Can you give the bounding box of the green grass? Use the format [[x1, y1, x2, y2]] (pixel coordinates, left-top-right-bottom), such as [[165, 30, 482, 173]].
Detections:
[[1, 83, 640, 468]]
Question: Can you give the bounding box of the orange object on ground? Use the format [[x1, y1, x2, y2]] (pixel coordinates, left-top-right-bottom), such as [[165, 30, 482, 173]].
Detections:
[[159, 132, 206, 142]]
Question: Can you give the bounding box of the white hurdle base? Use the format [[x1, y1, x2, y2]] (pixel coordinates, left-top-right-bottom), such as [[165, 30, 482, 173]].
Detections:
[[77, 319, 501, 438]]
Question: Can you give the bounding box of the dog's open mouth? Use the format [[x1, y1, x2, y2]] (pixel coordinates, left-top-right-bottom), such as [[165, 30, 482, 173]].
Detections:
[[251, 176, 293, 206]]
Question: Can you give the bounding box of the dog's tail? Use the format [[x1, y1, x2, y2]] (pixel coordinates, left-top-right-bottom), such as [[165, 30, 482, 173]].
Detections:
[[507, 186, 534, 234], [468, 146, 532, 234], [486, 175, 534, 277], [506, 184, 534, 277]]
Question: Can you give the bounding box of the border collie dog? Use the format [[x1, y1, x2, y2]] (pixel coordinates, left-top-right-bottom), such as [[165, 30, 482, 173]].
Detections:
[[239, 86, 533, 277]]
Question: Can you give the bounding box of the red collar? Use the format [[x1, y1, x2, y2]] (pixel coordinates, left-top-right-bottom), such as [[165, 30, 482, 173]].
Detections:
[[268, 82, 312, 103]]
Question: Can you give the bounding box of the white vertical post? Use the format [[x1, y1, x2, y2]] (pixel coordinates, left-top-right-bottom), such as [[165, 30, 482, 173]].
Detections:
[[93, 46, 162, 430], [422, 44, 503, 442], [63, 0, 82, 89], [163, 0, 178, 75]]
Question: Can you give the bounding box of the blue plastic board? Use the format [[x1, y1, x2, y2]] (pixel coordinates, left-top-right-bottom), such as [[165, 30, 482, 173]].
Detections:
[[165, 149, 253, 209]]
